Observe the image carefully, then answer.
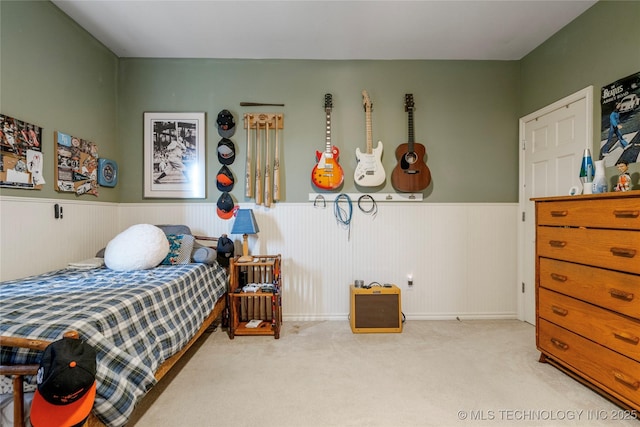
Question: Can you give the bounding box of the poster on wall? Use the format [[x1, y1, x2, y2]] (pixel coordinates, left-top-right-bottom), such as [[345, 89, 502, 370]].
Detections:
[[143, 112, 206, 198], [54, 131, 99, 196], [0, 114, 45, 189], [599, 71, 640, 166]]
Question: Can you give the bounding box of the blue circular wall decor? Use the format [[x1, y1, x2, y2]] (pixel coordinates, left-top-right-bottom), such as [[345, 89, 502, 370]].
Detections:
[[98, 158, 118, 187]]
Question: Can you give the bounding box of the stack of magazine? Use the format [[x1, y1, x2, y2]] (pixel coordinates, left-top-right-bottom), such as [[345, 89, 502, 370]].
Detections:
[[242, 283, 277, 293]]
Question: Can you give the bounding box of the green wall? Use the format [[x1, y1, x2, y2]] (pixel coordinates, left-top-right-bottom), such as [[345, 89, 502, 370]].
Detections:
[[0, 0, 119, 201], [118, 58, 519, 203], [520, 0, 640, 177], [2, 0, 638, 203]]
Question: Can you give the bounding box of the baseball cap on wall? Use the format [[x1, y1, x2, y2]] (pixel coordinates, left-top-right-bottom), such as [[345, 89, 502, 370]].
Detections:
[[217, 138, 236, 165], [216, 109, 236, 138], [216, 191, 237, 220], [216, 165, 235, 192], [30, 337, 97, 427]]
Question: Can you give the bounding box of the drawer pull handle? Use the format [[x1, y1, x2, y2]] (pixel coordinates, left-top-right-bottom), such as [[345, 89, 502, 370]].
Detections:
[[612, 370, 640, 390], [551, 305, 568, 316], [550, 338, 569, 351], [613, 331, 640, 345], [613, 209, 640, 218], [549, 240, 567, 248], [550, 273, 568, 282], [610, 247, 637, 258], [550, 210, 568, 217], [609, 288, 634, 301]]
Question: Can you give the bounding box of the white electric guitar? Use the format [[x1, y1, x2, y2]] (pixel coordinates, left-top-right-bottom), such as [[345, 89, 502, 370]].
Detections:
[[354, 90, 385, 186]]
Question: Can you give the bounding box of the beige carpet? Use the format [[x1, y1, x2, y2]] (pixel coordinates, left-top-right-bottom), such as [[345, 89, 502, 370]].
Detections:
[[129, 320, 638, 427]]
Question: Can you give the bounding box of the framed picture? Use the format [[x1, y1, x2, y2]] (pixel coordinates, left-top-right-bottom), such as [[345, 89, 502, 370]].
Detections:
[[0, 114, 44, 189], [144, 112, 206, 198]]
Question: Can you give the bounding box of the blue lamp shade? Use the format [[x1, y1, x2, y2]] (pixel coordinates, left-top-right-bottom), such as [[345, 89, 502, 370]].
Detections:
[[231, 209, 260, 235], [231, 209, 259, 262]]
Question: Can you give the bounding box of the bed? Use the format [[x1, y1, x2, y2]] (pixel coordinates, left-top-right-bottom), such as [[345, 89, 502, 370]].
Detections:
[[0, 225, 228, 427]]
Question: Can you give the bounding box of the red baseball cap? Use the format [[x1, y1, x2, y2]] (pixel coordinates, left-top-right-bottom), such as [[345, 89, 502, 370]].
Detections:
[[31, 337, 97, 427], [216, 165, 235, 192], [216, 191, 237, 220]]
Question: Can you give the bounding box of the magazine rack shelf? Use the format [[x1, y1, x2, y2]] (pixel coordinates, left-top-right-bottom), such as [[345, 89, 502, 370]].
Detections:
[[228, 254, 282, 339]]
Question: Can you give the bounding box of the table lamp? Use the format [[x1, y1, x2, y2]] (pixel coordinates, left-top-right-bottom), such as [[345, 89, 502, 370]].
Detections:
[[231, 209, 260, 262]]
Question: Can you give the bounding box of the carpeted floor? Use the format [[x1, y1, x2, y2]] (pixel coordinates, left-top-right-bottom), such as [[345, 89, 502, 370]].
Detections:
[[129, 320, 638, 426]]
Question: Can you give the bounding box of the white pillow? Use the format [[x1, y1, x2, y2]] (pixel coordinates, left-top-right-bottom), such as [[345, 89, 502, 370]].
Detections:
[[104, 224, 169, 271]]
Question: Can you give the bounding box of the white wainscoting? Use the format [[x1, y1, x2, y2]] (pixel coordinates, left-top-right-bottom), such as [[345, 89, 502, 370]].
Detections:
[[1, 196, 518, 320], [0, 196, 119, 281]]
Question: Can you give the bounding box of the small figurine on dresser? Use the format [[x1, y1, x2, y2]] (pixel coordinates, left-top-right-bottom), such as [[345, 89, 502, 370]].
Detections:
[[614, 161, 631, 192]]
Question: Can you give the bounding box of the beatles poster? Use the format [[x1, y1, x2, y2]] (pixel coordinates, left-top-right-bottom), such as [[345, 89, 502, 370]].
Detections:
[[600, 71, 640, 166], [0, 114, 45, 189], [54, 131, 99, 196]]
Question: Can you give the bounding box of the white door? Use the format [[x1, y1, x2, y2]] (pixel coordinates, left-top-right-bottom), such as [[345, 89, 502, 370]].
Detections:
[[518, 87, 593, 325]]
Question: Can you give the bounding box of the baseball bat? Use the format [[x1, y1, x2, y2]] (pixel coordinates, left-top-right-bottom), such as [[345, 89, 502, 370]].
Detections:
[[255, 121, 263, 205], [273, 114, 281, 201], [264, 121, 272, 208], [240, 102, 285, 107], [245, 114, 253, 198]]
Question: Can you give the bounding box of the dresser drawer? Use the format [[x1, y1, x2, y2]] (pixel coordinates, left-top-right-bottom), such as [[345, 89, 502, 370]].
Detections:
[[538, 319, 640, 409], [537, 226, 640, 274], [539, 258, 640, 319], [538, 288, 640, 362], [537, 197, 640, 230]]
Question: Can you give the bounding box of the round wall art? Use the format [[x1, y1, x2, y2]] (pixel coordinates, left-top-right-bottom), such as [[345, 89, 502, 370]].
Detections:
[[98, 158, 118, 187]]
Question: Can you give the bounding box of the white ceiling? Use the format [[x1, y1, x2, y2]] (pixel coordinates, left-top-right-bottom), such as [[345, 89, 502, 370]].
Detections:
[[51, 0, 597, 60]]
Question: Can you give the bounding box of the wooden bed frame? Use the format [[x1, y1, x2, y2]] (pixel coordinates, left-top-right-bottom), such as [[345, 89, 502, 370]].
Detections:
[[1, 234, 228, 427], [87, 294, 227, 427], [0, 295, 226, 427]]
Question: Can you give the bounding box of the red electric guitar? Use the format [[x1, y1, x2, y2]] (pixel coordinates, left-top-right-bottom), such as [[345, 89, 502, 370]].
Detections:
[[391, 94, 431, 192], [312, 94, 344, 190]]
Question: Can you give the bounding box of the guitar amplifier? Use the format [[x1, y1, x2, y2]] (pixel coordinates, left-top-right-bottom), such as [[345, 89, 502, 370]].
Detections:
[[350, 285, 402, 333]]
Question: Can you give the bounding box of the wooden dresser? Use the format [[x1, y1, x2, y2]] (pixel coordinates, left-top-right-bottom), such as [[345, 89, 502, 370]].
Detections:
[[534, 192, 640, 411]]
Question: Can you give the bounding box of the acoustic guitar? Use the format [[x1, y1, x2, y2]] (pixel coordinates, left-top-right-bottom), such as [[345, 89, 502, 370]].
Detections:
[[354, 90, 385, 186], [391, 94, 431, 192], [312, 94, 344, 190]]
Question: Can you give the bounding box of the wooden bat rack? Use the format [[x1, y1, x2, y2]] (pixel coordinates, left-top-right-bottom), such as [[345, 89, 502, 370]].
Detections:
[[244, 113, 284, 208], [243, 113, 284, 130]]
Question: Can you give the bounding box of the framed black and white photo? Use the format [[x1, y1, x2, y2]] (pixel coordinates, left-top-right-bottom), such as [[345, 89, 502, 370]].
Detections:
[[144, 112, 206, 198]]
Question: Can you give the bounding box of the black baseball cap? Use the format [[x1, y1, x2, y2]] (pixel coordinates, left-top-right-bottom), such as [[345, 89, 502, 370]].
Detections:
[[216, 191, 237, 220], [216, 234, 235, 267], [216, 109, 236, 138], [216, 165, 235, 192], [217, 138, 236, 165], [31, 337, 97, 427]]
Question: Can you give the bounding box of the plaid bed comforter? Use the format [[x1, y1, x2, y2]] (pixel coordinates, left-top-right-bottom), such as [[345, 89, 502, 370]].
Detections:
[[0, 263, 227, 427]]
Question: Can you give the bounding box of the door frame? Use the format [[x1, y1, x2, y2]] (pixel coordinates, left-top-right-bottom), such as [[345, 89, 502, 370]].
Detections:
[[517, 86, 594, 323]]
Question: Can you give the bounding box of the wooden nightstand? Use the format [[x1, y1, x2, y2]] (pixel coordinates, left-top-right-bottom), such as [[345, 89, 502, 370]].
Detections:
[[228, 254, 282, 339]]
